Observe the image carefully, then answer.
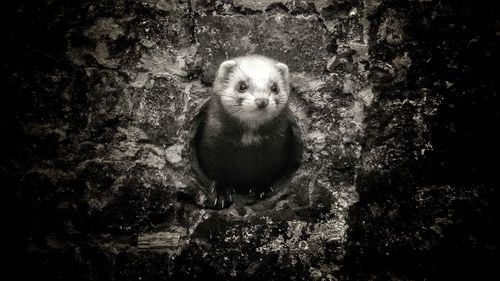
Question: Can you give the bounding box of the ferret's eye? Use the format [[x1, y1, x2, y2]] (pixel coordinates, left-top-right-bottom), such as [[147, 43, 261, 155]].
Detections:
[[270, 83, 279, 93], [238, 82, 248, 92]]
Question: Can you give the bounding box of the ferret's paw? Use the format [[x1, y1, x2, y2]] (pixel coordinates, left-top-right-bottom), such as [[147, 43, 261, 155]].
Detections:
[[207, 181, 233, 209], [248, 186, 274, 200]]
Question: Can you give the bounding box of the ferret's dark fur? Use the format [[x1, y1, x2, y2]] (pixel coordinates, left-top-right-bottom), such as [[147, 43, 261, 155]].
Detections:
[[195, 55, 302, 206]]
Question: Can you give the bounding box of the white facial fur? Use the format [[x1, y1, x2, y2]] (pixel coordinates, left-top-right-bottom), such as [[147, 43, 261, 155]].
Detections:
[[213, 55, 290, 129]]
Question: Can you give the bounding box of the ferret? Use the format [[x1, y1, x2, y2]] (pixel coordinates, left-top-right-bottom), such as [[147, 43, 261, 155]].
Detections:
[[195, 55, 302, 208]]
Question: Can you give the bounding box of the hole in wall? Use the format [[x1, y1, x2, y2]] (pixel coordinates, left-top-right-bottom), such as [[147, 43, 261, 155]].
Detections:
[[188, 99, 304, 208]]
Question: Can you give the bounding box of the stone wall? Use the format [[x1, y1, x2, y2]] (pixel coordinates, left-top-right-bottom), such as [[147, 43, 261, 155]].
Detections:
[[2, 0, 498, 280]]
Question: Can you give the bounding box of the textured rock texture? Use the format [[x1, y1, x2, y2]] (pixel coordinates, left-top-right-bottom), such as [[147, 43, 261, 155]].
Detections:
[[1, 0, 498, 280]]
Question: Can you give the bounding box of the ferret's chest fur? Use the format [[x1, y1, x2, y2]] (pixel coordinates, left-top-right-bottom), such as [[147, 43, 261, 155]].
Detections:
[[202, 98, 286, 146], [241, 132, 263, 146], [196, 99, 294, 189], [209, 117, 286, 148]]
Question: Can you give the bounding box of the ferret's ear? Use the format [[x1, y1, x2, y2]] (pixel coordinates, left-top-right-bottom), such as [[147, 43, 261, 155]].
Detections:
[[218, 60, 237, 77], [214, 60, 237, 91], [276, 62, 290, 90]]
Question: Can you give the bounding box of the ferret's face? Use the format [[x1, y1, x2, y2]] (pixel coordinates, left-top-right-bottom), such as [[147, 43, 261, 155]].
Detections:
[[214, 57, 290, 128]]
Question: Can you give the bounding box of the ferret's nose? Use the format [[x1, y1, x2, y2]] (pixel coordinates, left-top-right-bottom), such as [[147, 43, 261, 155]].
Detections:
[[255, 98, 269, 109]]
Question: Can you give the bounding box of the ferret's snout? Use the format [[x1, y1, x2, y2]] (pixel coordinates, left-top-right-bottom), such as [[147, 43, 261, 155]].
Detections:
[[255, 98, 269, 109]]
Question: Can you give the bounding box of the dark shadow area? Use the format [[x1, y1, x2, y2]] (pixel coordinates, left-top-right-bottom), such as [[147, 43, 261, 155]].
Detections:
[[343, 1, 499, 280]]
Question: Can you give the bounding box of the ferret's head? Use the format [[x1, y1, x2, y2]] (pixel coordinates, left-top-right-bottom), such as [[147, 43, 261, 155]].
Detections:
[[213, 55, 290, 128]]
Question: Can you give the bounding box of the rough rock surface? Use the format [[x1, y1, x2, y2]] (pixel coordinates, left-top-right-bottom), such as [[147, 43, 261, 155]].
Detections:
[[1, 0, 498, 280]]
